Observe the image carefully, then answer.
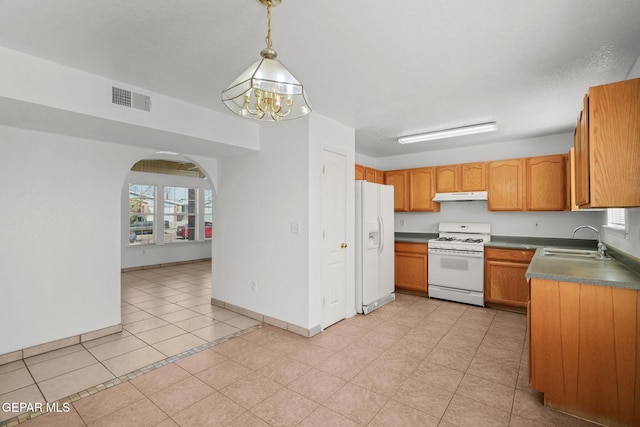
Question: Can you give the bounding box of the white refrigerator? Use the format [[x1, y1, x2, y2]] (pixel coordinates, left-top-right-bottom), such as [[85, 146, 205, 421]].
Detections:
[[355, 181, 395, 314]]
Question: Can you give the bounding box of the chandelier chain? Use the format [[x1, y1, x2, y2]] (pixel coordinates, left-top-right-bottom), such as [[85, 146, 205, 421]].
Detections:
[[265, 1, 272, 48]]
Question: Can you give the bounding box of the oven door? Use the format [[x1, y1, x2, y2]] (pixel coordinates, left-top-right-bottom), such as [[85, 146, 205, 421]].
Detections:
[[428, 249, 484, 292]]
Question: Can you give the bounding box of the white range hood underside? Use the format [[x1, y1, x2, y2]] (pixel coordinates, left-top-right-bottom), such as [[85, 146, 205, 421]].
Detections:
[[432, 191, 488, 202]]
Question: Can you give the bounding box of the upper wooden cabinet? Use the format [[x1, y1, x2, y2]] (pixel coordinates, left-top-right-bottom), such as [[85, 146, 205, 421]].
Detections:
[[526, 155, 566, 211], [488, 159, 525, 211], [408, 167, 440, 212], [385, 167, 440, 212], [461, 162, 487, 191], [435, 165, 459, 193], [574, 78, 640, 207], [436, 162, 486, 193], [488, 155, 566, 211], [355, 164, 385, 184], [385, 169, 409, 211]]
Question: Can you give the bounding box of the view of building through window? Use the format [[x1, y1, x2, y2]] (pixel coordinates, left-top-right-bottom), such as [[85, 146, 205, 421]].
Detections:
[[129, 184, 155, 245], [129, 184, 212, 246]]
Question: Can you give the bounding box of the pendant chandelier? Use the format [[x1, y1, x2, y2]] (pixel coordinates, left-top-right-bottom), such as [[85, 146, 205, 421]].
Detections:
[[222, 0, 312, 121]]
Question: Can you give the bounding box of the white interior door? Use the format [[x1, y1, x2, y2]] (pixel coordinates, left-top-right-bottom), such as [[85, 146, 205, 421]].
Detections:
[[321, 149, 347, 328]]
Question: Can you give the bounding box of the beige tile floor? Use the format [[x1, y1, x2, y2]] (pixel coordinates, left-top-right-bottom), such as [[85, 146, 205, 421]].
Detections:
[[1, 262, 600, 426]]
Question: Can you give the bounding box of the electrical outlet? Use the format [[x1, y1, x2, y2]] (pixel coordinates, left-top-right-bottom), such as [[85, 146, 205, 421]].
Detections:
[[251, 280, 258, 291], [291, 222, 301, 234]]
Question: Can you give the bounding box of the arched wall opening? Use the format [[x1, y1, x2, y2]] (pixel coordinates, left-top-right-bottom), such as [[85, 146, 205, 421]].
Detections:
[[121, 153, 216, 270]]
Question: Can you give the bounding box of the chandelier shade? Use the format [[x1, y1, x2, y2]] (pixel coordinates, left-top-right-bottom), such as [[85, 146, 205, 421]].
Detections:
[[221, 0, 311, 121], [222, 56, 312, 121]]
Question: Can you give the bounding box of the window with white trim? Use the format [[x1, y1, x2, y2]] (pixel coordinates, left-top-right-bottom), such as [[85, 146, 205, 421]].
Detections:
[[164, 186, 197, 243], [129, 184, 156, 245], [607, 208, 626, 228], [204, 189, 213, 240]]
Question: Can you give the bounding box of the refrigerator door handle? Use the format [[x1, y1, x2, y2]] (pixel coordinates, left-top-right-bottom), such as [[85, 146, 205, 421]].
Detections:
[[378, 214, 384, 253]]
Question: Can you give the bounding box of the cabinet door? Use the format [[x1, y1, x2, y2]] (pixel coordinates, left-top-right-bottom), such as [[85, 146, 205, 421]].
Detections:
[[484, 248, 533, 308], [488, 159, 524, 211], [461, 162, 487, 191], [574, 97, 590, 206], [408, 167, 440, 212], [364, 167, 376, 182], [374, 169, 385, 184], [484, 260, 530, 308], [355, 164, 365, 180], [435, 165, 460, 192], [526, 155, 565, 211], [385, 170, 409, 211], [588, 78, 640, 207], [394, 243, 428, 294]]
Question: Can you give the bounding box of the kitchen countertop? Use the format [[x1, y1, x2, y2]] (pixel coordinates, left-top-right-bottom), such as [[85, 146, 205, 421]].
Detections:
[[394, 232, 437, 243], [394, 232, 640, 290], [525, 247, 640, 290]]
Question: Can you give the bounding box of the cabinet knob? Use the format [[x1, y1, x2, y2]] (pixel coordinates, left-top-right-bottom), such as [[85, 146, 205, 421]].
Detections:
[[340, 242, 348, 249]]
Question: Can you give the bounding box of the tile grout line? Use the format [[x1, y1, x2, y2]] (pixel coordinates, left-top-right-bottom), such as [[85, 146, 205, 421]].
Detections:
[[0, 323, 264, 427]]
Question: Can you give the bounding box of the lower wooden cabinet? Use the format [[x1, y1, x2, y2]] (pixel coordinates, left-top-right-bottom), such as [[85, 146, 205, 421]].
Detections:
[[394, 242, 428, 294], [529, 278, 640, 426], [484, 247, 534, 308]]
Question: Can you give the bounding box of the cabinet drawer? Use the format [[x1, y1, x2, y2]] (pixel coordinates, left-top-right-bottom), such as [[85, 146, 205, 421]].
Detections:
[[395, 242, 428, 254], [485, 247, 534, 262]]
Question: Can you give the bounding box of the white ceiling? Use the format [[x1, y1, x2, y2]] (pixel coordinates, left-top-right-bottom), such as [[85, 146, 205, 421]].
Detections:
[[1, 0, 639, 158]]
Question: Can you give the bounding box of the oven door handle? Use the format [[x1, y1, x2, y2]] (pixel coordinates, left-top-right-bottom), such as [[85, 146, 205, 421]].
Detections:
[[428, 248, 484, 258]]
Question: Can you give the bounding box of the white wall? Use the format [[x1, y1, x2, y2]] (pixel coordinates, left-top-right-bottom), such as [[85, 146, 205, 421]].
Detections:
[[212, 120, 311, 329], [0, 46, 259, 157], [396, 202, 604, 239], [0, 126, 144, 354], [212, 113, 356, 332]]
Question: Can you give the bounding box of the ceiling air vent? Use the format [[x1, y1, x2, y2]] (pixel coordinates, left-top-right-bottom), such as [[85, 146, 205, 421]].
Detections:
[[111, 86, 151, 112]]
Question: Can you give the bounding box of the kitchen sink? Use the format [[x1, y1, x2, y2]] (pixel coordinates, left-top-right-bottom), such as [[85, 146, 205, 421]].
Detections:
[[541, 247, 610, 260]]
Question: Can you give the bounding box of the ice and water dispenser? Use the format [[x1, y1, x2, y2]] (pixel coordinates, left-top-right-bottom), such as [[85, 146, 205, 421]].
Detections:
[[367, 222, 380, 249]]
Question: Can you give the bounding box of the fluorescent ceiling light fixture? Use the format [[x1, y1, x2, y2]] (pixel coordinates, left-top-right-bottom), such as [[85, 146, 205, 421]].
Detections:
[[398, 122, 498, 144]]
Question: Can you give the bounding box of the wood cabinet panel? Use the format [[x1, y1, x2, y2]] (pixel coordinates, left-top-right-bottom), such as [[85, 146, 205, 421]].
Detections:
[[436, 162, 487, 193], [394, 243, 428, 294], [526, 155, 566, 211], [488, 159, 524, 211], [435, 165, 459, 193], [574, 100, 590, 206], [408, 167, 440, 212], [364, 167, 376, 182], [484, 248, 533, 308], [460, 162, 486, 191], [574, 78, 640, 207], [529, 279, 640, 426], [356, 164, 386, 184], [385, 170, 409, 211]]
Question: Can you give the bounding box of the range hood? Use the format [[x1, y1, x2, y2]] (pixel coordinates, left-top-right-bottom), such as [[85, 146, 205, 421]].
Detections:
[[432, 191, 488, 202]]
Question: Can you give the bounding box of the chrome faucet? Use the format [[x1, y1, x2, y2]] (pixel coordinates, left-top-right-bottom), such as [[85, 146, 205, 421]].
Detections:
[[572, 225, 608, 259]]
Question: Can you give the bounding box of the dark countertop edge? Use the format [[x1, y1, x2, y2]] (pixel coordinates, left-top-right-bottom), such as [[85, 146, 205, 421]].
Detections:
[[394, 232, 437, 243], [526, 271, 640, 290], [485, 235, 598, 250], [525, 248, 640, 291]]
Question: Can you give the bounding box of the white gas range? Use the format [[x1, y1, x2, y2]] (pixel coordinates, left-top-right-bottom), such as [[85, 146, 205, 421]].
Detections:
[[428, 222, 490, 306]]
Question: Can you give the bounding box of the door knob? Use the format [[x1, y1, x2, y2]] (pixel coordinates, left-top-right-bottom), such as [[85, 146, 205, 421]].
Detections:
[[340, 243, 348, 248]]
